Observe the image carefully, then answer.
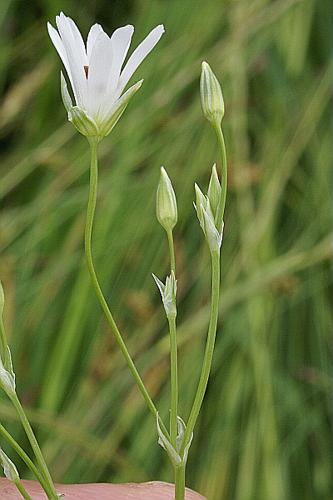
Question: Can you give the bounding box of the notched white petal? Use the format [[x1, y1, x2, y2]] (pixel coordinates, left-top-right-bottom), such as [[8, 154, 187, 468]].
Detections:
[[87, 31, 113, 115], [87, 23, 105, 61]]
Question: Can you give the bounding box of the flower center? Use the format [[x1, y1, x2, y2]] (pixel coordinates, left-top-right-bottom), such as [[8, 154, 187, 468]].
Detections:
[[84, 65, 89, 79]]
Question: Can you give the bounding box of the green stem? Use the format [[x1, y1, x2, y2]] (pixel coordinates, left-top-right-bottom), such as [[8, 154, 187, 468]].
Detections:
[[213, 123, 227, 229], [167, 229, 176, 275], [14, 479, 32, 500], [86, 139, 169, 439], [0, 423, 50, 494], [168, 314, 178, 446], [181, 251, 220, 453], [7, 392, 58, 499], [166, 228, 178, 445], [174, 464, 185, 500]]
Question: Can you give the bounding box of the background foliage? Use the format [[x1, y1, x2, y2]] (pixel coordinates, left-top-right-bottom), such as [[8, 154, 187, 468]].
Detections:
[[0, 0, 332, 499]]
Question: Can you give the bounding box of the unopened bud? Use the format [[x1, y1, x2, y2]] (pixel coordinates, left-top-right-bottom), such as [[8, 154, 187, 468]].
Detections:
[[156, 167, 178, 232], [200, 61, 224, 125]]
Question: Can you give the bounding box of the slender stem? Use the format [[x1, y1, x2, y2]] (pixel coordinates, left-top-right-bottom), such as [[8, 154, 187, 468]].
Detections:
[[168, 314, 178, 446], [0, 423, 50, 494], [166, 228, 178, 445], [14, 479, 32, 500], [86, 139, 169, 438], [174, 464, 185, 500], [213, 123, 227, 229], [167, 229, 176, 275], [7, 392, 58, 499], [181, 251, 220, 453]]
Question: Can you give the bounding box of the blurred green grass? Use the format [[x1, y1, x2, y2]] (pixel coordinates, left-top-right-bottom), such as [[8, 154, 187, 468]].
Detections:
[[0, 0, 332, 499]]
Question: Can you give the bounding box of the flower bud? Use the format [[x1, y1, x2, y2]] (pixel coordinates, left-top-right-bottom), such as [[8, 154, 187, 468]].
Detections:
[[156, 167, 178, 232], [200, 61, 224, 125]]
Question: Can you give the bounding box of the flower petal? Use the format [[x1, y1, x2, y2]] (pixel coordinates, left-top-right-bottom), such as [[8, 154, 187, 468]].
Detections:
[[87, 23, 104, 61], [55, 12, 88, 108], [87, 31, 113, 118], [108, 25, 134, 93], [65, 14, 88, 66], [118, 24, 164, 94], [47, 22, 72, 86]]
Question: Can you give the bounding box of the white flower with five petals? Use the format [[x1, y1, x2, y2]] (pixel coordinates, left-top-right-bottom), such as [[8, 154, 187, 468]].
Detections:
[[47, 12, 164, 139]]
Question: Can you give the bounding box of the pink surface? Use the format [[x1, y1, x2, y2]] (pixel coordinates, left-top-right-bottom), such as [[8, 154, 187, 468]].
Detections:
[[0, 479, 206, 499]]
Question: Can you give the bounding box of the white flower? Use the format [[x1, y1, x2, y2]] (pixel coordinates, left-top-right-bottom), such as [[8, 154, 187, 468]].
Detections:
[[47, 12, 164, 138]]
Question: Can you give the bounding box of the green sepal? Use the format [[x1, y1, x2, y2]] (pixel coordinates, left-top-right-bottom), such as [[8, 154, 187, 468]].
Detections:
[[60, 72, 73, 113], [99, 80, 143, 138], [68, 106, 99, 138]]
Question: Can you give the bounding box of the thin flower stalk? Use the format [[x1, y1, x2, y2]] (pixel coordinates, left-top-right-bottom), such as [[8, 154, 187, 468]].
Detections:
[[86, 139, 169, 438], [213, 122, 228, 229], [166, 228, 178, 446], [180, 250, 221, 455]]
